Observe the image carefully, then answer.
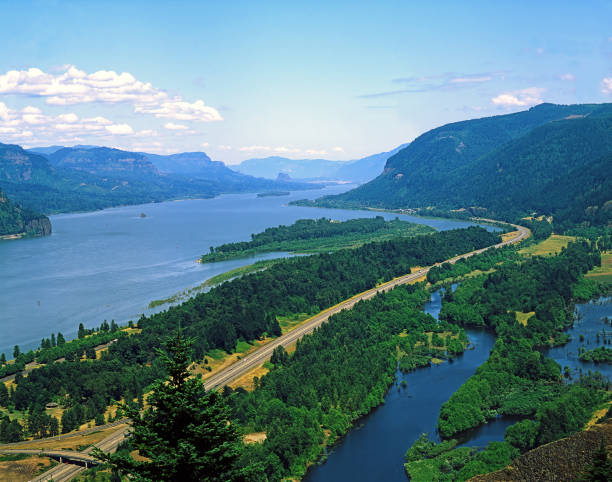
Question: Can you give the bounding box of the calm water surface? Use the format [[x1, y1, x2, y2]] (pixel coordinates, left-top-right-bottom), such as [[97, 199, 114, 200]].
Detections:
[[0, 185, 488, 357], [304, 294, 612, 482]]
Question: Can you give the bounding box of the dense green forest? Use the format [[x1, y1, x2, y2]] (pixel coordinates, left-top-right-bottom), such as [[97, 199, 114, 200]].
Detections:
[[297, 103, 612, 230], [226, 283, 468, 479], [0, 227, 498, 442], [200, 216, 434, 262], [0, 186, 50, 237], [400, 239, 610, 481], [579, 346, 612, 364]]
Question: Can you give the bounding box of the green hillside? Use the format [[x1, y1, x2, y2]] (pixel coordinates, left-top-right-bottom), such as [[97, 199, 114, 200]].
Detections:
[[303, 103, 612, 228], [0, 187, 50, 238]]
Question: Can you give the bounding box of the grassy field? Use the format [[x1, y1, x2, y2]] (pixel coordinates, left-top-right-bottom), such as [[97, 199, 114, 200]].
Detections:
[[585, 251, 612, 284], [519, 234, 576, 257], [0, 454, 54, 482], [515, 311, 535, 326], [148, 259, 281, 309]]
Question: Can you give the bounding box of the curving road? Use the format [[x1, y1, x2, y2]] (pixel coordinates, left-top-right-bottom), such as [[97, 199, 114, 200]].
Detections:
[[204, 222, 529, 391]]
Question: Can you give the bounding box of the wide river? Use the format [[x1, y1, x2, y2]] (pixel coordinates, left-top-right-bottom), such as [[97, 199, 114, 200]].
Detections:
[[0, 184, 490, 358]]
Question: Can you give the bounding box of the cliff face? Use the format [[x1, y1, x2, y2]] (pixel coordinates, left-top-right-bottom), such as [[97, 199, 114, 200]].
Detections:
[[24, 216, 52, 237], [0, 188, 51, 238]]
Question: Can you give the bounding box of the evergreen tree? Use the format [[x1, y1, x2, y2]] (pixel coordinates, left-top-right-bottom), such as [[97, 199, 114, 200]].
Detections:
[[96, 330, 258, 481], [579, 438, 612, 481], [13, 345, 20, 359], [57, 333, 66, 345], [0, 383, 8, 407], [78, 323, 86, 339], [0, 353, 5, 364]]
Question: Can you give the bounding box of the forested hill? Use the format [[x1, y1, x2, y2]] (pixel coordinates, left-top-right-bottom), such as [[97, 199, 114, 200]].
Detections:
[[0, 141, 313, 214], [302, 103, 612, 228], [0, 187, 50, 237]]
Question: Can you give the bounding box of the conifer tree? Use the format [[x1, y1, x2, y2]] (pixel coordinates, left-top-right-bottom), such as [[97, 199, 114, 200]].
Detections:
[[97, 330, 258, 481]]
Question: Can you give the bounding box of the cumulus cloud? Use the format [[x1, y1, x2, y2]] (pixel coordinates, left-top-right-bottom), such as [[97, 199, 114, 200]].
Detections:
[[491, 87, 545, 107], [559, 73, 575, 81], [0, 65, 222, 122], [105, 123, 134, 135], [0, 102, 136, 144], [601, 77, 612, 94], [201, 142, 209, 147], [238, 145, 270, 152], [218, 145, 232, 151], [306, 149, 328, 156], [332, 146, 344, 152], [164, 122, 188, 130]]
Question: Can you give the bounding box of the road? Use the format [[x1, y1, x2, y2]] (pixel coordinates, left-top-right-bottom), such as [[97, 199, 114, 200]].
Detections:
[[24, 425, 129, 482], [204, 222, 529, 390]]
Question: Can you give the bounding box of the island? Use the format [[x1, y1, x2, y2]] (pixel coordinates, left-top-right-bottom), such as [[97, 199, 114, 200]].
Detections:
[[200, 216, 435, 263], [257, 191, 290, 197]]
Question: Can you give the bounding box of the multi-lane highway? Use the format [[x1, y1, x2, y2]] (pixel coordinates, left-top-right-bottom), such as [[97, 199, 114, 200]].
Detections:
[[204, 222, 530, 391]]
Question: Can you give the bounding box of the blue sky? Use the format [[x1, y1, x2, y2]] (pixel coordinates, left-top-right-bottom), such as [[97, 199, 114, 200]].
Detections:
[[0, 0, 610, 164]]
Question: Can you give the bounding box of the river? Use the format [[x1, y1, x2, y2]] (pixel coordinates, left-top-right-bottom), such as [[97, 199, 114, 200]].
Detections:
[[304, 293, 612, 481], [0, 184, 491, 358]]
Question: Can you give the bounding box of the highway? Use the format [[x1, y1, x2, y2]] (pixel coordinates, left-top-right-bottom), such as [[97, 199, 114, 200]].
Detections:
[[24, 425, 129, 482], [204, 222, 529, 391]]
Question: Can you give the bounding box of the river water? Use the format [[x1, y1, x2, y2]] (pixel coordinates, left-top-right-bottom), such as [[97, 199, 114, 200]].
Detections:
[[0, 184, 490, 358], [304, 293, 612, 482]]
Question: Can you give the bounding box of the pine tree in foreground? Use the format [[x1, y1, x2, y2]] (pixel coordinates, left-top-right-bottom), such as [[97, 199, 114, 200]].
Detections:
[[96, 330, 257, 481]]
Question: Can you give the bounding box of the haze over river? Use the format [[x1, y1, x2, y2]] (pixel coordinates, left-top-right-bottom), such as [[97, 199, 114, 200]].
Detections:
[[0, 184, 491, 359]]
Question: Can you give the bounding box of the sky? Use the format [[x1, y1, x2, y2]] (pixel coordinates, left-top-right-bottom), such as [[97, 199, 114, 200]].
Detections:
[[0, 0, 610, 164]]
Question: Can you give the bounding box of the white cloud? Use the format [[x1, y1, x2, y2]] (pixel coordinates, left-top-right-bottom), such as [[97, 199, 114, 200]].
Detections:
[[201, 142, 209, 147], [273, 146, 299, 153], [0, 102, 136, 143], [306, 149, 328, 156], [238, 145, 271, 152], [449, 76, 492, 84], [0, 65, 222, 122], [137, 99, 221, 122], [134, 129, 157, 137], [105, 124, 134, 135], [58, 112, 79, 123], [559, 73, 575, 81], [164, 122, 188, 130], [218, 145, 232, 151], [491, 87, 545, 107], [601, 77, 612, 94], [332, 146, 344, 153]]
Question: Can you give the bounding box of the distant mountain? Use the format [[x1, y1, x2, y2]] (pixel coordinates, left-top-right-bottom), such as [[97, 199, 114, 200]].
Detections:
[[143, 151, 231, 176], [333, 144, 409, 183], [49, 147, 159, 177], [236, 156, 339, 180], [0, 186, 50, 237], [235, 144, 408, 183], [0, 142, 315, 214], [303, 103, 612, 228]]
